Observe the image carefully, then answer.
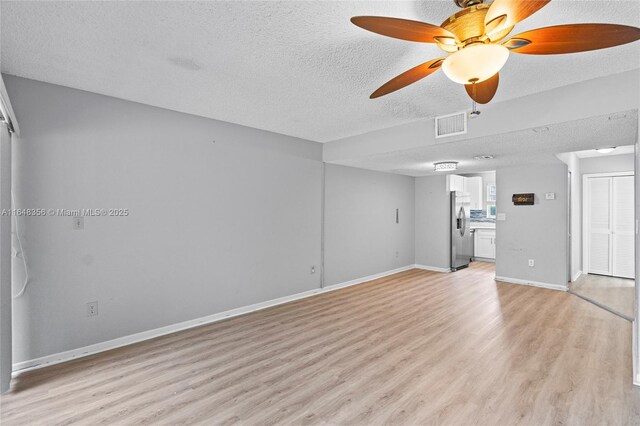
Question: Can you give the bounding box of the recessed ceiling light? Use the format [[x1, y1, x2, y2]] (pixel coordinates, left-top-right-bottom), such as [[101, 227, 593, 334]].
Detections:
[[434, 161, 458, 172], [532, 126, 549, 133], [474, 155, 495, 160], [596, 147, 616, 154]]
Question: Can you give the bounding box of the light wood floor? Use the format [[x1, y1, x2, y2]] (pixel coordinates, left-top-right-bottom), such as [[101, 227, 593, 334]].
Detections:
[[570, 273, 635, 320], [1, 262, 639, 425]]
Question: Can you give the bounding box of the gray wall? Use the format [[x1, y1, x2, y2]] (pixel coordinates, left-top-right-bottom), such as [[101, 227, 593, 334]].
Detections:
[[415, 175, 450, 270], [6, 75, 324, 363], [323, 164, 415, 286], [580, 153, 634, 175], [495, 164, 569, 287]]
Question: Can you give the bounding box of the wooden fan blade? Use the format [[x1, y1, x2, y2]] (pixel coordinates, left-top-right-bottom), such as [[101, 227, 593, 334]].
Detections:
[[370, 58, 445, 99], [465, 73, 499, 104], [485, 0, 550, 30], [506, 24, 640, 54], [351, 16, 454, 43]]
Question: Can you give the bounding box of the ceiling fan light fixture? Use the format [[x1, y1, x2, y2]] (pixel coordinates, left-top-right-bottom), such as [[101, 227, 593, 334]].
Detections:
[[442, 43, 509, 84], [434, 161, 459, 172], [596, 147, 616, 154]]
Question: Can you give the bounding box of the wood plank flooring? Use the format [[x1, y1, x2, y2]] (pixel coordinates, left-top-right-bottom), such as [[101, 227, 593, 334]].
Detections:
[[1, 262, 638, 425], [570, 272, 635, 320]]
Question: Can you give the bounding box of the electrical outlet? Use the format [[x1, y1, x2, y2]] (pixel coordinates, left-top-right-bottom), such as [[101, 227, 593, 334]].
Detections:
[[310, 266, 315, 274], [87, 301, 98, 317], [73, 216, 84, 230], [528, 259, 535, 267]]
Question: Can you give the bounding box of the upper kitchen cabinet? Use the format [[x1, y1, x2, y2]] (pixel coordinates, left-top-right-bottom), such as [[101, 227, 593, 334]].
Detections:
[[466, 177, 482, 209], [448, 175, 483, 209], [448, 174, 465, 193]]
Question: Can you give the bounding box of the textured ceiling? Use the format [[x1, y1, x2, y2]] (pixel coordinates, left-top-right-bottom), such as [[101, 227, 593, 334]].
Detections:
[[1, 1, 640, 142], [330, 110, 638, 176]]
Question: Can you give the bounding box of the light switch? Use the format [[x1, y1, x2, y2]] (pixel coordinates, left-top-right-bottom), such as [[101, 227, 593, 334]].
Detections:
[[497, 213, 506, 221], [545, 192, 556, 200]]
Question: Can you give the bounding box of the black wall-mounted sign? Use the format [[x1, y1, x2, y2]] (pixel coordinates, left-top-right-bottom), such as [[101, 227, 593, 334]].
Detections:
[[512, 193, 534, 205]]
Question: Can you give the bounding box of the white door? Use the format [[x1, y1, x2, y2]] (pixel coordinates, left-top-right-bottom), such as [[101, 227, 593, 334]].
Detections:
[[612, 176, 635, 278], [586, 174, 635, 279], [588, 177, 612, 275]]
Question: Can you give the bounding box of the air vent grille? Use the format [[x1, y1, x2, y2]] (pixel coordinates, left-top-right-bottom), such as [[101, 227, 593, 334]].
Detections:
[[435, 111, 467, 138]]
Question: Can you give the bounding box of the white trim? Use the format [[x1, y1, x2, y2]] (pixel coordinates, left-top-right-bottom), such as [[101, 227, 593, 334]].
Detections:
[[0, 75, 19, 135], [414, 264, 451, 273], [494, 275, 567, 292], [12, 264, 415, 373], [571, 270, 582, 282]]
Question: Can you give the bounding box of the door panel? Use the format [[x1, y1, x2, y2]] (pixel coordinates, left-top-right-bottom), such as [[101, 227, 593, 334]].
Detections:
[[588, 177, 612, 275], [612, 176, 635, 278]]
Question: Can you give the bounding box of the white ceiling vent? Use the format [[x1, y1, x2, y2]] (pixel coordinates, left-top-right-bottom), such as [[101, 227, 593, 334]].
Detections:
[[435, 111, 467, 139]]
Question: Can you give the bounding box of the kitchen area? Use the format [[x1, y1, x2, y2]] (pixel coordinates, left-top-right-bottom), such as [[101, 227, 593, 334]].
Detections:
[[448, 171, 496, 267]]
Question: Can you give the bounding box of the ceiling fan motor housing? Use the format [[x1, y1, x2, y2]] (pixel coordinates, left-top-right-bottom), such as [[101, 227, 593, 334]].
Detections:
[[454, 0, 484, 8], [438, 3, 513, 53]]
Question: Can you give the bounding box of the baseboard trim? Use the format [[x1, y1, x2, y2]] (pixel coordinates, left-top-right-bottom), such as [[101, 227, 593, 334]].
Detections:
[[12, 264, 415, 374], [572, 270, 583, 282], [494, 275, 567, 292], [414, 264, 451, 273], [472, 257, 495, 263]]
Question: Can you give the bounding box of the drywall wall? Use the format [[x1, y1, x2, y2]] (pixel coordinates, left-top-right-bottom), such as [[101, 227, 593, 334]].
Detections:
[[495, 164, 569, 287], [323, 164, 415, 286], [415, 175, 450, 270], [5, 75, 324, 363], [556, 153, 582, 281], [580, 153, 634, 175]]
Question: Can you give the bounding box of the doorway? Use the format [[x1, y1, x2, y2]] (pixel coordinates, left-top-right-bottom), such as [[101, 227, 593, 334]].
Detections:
[[572, 169, 635, 320]]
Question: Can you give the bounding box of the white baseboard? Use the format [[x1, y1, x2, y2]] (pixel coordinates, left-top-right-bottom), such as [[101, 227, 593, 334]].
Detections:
[[414, 264, 451, 273], [572, 270, 583, 282], [12, 264, 415, 374], [494, 275, 567, 292]]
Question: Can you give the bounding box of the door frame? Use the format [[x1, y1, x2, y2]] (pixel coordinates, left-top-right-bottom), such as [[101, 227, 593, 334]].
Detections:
[[582, 171, 634, 276]]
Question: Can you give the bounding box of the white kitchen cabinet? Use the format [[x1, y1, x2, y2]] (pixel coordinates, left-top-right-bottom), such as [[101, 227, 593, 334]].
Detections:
[[474, 229, 496, 259], [448, 174, 465, 192], [466, 176, 482, 209], [448, 175, 483, 209]]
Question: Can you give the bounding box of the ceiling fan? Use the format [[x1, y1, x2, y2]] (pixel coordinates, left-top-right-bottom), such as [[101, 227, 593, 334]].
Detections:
[[351, 0, 640, 105]]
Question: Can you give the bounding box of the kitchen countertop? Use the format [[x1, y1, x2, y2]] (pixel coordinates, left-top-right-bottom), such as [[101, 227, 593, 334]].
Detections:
[[470, 222, 496, 229]]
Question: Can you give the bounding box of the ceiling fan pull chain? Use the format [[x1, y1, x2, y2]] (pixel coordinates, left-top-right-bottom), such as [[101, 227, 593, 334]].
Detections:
[[470, 79, 481, 118]]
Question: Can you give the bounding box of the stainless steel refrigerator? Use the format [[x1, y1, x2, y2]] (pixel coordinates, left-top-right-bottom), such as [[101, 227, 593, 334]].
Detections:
[[451, 191, 472, 271]]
